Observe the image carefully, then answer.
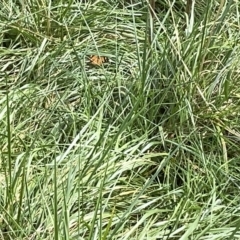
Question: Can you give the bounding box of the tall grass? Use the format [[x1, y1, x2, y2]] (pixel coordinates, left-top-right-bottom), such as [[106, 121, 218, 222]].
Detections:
[[1, 0, 240, 239]]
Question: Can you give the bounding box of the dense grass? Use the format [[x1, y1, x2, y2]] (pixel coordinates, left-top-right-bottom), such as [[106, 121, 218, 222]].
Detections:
[[1, 0, 240, 239]]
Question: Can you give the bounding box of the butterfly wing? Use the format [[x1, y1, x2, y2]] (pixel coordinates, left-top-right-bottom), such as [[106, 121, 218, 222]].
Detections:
[[89, 55, 108, 66]]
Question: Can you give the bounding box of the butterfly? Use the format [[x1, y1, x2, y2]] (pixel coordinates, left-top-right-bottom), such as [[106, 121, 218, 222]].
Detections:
[[89, 55, 109, 66]]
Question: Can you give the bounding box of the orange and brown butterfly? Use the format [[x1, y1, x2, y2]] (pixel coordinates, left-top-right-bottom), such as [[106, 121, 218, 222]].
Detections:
[[89, 55, 109, 66]]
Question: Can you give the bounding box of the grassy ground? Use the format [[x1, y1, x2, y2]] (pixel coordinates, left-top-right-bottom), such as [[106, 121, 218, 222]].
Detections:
[[1, 0, 240, 239]]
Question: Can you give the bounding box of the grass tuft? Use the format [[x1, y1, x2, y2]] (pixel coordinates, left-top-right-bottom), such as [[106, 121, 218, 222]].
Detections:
[[1, 0, 240, 239]]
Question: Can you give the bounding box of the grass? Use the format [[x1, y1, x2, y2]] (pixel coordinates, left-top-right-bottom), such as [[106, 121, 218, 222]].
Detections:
[[1, 0, 240, 239]]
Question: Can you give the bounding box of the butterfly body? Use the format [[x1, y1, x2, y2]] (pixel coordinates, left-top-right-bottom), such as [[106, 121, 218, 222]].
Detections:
[[89, 55, 109, 66]]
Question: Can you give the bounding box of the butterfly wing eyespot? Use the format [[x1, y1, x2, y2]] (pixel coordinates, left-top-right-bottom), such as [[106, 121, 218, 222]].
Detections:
[[89, 55, 109, 66]]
